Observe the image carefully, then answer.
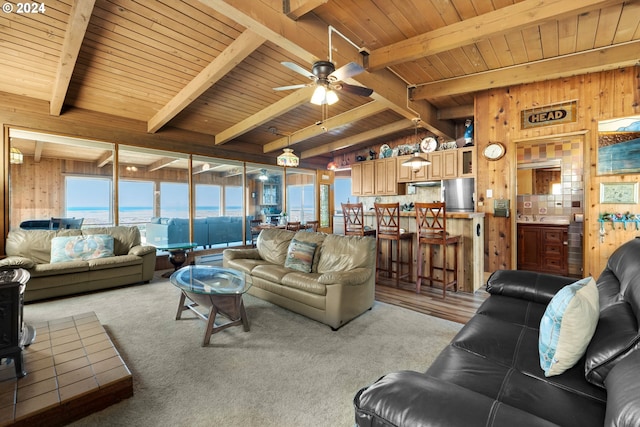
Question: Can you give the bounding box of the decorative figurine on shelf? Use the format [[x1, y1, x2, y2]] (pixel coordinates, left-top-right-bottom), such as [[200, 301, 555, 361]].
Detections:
[[464, 119, 474, 146], [369, 149, 377, 160]]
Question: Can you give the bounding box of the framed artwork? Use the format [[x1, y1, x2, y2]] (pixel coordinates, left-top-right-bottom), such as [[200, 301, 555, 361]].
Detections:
[[597, 115, 640, 175], [600, 182, 638, 204]]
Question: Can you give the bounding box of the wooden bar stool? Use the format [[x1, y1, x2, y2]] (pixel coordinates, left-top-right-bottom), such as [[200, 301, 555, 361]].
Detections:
[[374, 203, 414, 287], [342, 203, 375, 236], [415, 202, 459, 298]]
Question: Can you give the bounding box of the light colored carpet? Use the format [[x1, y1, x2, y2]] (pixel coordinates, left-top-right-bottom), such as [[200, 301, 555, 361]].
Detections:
[[24, 271, 462, 427]]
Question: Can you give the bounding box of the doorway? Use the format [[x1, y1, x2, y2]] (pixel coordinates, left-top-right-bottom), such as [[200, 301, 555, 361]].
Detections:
[[514, 134, 587, 277]]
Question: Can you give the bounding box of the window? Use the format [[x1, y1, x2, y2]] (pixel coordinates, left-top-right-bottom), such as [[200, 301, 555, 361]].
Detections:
[[119, 180, 154, 225], [160, 182, 189, 218], [286, 169, 316, 223], [224, 186, 242, 216], [334, 176, 352, 214], [195, 184, 221, 217], [66, 176, 113, 226]]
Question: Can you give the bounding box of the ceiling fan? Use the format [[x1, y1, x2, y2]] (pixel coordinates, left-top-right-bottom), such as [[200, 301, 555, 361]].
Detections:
[[273, 26, 373, 105]]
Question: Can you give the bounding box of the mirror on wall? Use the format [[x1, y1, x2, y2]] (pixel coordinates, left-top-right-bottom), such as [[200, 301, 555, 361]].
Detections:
[[517, 160, 562, 195]]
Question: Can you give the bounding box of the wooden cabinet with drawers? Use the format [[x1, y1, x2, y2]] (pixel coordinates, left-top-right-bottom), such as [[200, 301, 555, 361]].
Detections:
[[517, 224, 569, 276]]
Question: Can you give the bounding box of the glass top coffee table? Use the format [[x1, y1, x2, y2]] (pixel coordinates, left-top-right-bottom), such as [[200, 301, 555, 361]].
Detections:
[[170, 265, 251, 346]]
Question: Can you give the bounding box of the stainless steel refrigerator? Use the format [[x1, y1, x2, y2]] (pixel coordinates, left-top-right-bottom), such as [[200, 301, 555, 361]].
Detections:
[[442, 177, 475, 212]]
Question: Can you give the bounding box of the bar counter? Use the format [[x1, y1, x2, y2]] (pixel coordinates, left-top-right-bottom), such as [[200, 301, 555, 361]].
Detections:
[[362, 210, 485, 292]]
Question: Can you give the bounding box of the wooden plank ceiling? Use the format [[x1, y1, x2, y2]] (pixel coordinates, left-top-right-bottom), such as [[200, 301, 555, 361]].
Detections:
[[2, 0, 638, 168]]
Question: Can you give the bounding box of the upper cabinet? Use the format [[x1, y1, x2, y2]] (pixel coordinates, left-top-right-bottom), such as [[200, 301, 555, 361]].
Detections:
[[352, 158, 404, 196], [397, 146, 475, 183]]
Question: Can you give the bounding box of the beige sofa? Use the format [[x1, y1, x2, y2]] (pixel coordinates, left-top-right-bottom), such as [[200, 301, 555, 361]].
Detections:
[[1, 226, 156, 302], [223, 228, 376, 329]]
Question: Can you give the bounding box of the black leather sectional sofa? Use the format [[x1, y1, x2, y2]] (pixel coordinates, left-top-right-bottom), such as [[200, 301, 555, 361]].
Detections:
[[354, 237, 640, 426]]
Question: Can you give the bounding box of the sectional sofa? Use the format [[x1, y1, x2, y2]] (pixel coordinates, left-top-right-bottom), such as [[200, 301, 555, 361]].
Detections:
[[354, 237, 640, 426], [145, 216, 252, 248], [0, 226, 156, 302], [223, 228, 376, 329]]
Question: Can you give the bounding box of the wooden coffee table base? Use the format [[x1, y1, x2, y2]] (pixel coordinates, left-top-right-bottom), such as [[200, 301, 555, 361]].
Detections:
[[175, 291, 250, 346]]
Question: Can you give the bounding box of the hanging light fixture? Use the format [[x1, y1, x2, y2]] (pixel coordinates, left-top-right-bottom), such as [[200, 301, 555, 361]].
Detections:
[[258, 169, 269, 181], [277, 135, 299, 167], [402, 118, 431, 172], [9, 147, 23, 165], [310, 83, 339, 106]]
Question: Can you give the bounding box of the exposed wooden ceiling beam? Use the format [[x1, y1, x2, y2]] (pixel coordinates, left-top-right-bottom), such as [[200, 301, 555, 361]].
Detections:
[[284, 0, 328, 20], [50, 0, 96, 116], [147, 29, 266, 133], [33, 141, 44, 163], [367, 0, 626, 71], [438, 105, 474, 120], [215, 86, 315, 145], [412, 41, 640, 99], [148, 157, 179, 172], [263, 101, 388, 153], [96, 150, 113, 168], [301, 119, 411, 158], [201, 0, 455, 143]]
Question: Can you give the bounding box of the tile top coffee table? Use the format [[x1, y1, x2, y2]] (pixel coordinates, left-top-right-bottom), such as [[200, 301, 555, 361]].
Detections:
[[170, 265, 251, 346]]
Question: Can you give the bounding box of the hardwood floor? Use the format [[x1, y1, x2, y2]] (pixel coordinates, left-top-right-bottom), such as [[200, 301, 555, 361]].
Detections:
[[375, 277, 489, 324]]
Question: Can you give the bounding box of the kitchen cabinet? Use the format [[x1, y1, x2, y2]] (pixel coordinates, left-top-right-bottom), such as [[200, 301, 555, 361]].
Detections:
[[428, 150, 457, 180], [397, 147, 473, 182], [375, 157, 401, 195], [351, 161, 375, 196], [517, 224, 568, 276], [458, 146, 475, 178]]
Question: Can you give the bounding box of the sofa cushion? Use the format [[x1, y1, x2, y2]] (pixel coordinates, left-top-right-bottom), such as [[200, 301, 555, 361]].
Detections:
[[292, 231, 326, 272], [317, 234, 375, 273], [584, 301, 640, 388], [50, 235, 114, 263], [284, 239, 317, 273], [257, 228, 295, 265], [5, 229, 82, 264], [251, 264, 291, 283], [83, 226, 141, 255], [31, 260, 89, 276], [87, 254, 142, 270], [280, 272, 325, 295], [539, 277, 599, 377]]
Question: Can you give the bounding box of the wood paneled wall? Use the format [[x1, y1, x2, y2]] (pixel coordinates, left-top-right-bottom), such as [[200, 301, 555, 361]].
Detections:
[[475, 66, 640, 277]]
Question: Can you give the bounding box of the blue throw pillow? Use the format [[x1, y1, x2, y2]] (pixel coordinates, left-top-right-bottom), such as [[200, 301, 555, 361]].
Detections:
[[284, 238, 317, 273], [51, 235, 115, 263], [539, 277, 599, 376]]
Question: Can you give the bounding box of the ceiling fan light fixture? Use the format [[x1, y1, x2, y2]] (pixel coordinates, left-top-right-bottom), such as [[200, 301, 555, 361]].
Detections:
[[277, 148, 299, 168], [310, 85, 327, 105], [258, 169, 269, 181], [327, 160, 338, 170], [326, 89, 339, 105]]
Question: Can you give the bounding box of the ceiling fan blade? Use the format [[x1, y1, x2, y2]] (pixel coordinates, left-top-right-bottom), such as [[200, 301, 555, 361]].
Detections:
[[335, 82, 373, 97], [273, 84, 309, 91], [328, 62, 365, 82], [281, 61, 315, 80]]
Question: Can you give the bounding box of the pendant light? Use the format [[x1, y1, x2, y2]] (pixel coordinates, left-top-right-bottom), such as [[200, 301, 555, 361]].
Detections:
[[402, 118, 431, 172], [277, 135, 299, 167], [9, 147, 23, 164]]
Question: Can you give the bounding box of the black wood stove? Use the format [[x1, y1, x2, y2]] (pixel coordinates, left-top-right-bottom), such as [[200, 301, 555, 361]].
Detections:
[[0, 268, 34, 378]]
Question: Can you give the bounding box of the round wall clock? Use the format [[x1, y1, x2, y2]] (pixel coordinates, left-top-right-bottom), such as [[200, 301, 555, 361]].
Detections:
[[483, 142, 506, 160], [420, 137, 438, 153]]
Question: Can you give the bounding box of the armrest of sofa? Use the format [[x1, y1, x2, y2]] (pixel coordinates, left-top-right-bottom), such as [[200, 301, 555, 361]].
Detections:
[[604, 350, 640, 427], [486, 269, 576, 304], [0, 256, 36, 269], [223, 248, 262, 261], [128, 245, 157, 257], [354, 371, 554, 427], [318, 267, 372, 286]]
